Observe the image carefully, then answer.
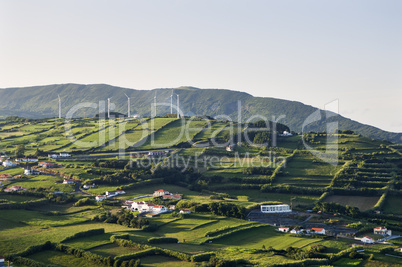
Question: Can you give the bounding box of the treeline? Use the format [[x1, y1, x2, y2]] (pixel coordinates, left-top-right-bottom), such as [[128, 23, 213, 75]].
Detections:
[[92, 209, 150, 229], [313, 202, 360, 217]]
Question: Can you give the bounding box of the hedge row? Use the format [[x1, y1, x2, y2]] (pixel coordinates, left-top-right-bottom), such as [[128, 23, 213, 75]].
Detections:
[[118, 178, 164, 190], [60, 228, 105, 243], [54, 243, 112, 266], [0, 198, 49, 210], [190, 252, 216, 262], [8, 256, 46, 267], [147, 237, 178, 244], [110, 236, 150, 250]]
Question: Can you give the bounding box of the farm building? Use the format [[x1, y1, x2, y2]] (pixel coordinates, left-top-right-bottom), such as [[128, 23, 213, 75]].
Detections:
[[153, 205, 167, 213], [279, 131, 293, 137], [148, 151, 165, 157], [0, 174, 14, 181], [311, 228, 326, 235], [95, 195, 106, 201], [180, 210, 191, 214], [16, 158, 38, 162], [2, 160, 16, 167], [63, 179, 75, 184], [290, 229, 303, 234], [261, 204, 291, 213], [153, 189, 170, 197], [361, 236, 374, 244], [4, 186, 27, 192], [226, 144, 236, 151], [105, 190, 126, 198], [83, 184, 96, 189], [48, 153, 71, 159], [131, 201, 155, 212], [373, 227, 392, 235], [278, 227, 289, 233], [162, 194, 182, 200], [24, 169, 40, 175]]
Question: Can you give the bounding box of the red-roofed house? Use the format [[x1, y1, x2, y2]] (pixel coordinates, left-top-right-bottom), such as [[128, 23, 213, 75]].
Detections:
[[278, 227, 289, 233], [374, 227, 392, 235], [361, 236, 374, 244], [153, 189, 170, 197], [311, 228, 326, 235], [4, 186, 27, 192], [153, 205, 167, 213]]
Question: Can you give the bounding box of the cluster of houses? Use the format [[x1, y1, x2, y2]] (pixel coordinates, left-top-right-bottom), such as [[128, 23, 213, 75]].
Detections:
[[95, 190, 126, 201], [15, 158, 38, 163], [120, 189, 188, 216], [38, 162, 60, 168], [2, 160, 17, 168], [278, 227, 326, 235], [359, 227, 393, 244]]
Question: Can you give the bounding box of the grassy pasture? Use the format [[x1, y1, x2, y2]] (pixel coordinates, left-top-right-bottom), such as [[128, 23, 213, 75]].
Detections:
[[89, 243, 140, 257], [0, 193, 39, 202], [7, 175, 75, 192], [28, 250, 106, 267], [323, 195, 380, 211], [140, 255, 195, 266], [211, 225, 320, 250], [382, 195, 402, 215], [274, 153, 342, 188]]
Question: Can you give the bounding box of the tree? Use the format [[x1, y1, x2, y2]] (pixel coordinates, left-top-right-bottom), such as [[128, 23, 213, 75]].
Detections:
[[15, 144, 25, 158]]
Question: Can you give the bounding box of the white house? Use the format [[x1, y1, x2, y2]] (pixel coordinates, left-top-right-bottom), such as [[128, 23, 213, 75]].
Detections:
[[48, 153, 71, 159], [311, 228, 326, 235], [361, 236, 374, 244], [153, 205, 167, 213], [374, 227, 392, 236], [290, 229, 303, 234], [261, 204, 291, 213], [179, 210, 191, 214], [226, 144, 236, 152], [105, 190, 126, 198], [279, 131, 293, 137], [24, 169, 39, 175], [278, 227, 290, 233], [63, 179, 75, 184], [2, 160, 16, 167], [95, 195, 107, 201], [83, 184, 96, 190], [153, 189, 170, 197], [131, 201, 155, 212]]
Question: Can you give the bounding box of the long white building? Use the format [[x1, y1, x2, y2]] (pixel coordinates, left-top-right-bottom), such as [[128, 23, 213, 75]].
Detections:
[[261, 204, 291, 213]]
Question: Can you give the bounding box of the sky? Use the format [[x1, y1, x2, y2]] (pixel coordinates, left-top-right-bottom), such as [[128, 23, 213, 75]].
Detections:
[[0, 0, 401, 132]]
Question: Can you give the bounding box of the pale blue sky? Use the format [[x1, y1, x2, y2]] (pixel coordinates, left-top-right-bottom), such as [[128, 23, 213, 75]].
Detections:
[[1, 0, 401, 132]]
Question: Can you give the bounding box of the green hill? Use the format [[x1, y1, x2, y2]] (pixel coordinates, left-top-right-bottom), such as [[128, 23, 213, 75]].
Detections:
[[0, 83, 400, 143]]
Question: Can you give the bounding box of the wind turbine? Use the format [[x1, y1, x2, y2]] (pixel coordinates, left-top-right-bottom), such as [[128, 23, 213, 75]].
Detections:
[[124, 93, 131, 118], [58, 94, 61, 119], [176, 93, 180, 118], [107, 98, 111, 118], [170, 90, 174, 114]]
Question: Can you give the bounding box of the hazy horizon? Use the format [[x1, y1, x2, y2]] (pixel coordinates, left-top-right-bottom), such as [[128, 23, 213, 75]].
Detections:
[[1, 0, 401, 132]]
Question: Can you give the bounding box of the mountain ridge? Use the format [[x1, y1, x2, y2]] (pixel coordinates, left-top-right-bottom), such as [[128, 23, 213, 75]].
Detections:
[[0, 83, 401, 143]]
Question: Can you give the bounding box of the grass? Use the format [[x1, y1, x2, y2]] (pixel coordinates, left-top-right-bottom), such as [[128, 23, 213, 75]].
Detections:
[[0, 193, 39, 202], [63, 234, 112, 250], [89, 243, 140, 257], [140, 255, 195, 266], [7, 175, 75, 192], [28, 250, 107, 267], [274, 153, 342, 188], [323, 195, 380, 211], [211, 225, 320, 250], [382, 196, 402, 215]]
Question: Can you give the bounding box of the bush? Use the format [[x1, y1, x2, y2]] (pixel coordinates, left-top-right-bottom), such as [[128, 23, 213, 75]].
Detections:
[[191, 252, 215, 262]]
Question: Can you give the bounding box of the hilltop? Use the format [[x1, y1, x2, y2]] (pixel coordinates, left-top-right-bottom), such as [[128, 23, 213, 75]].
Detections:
[[0, 83, 401, 143]]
